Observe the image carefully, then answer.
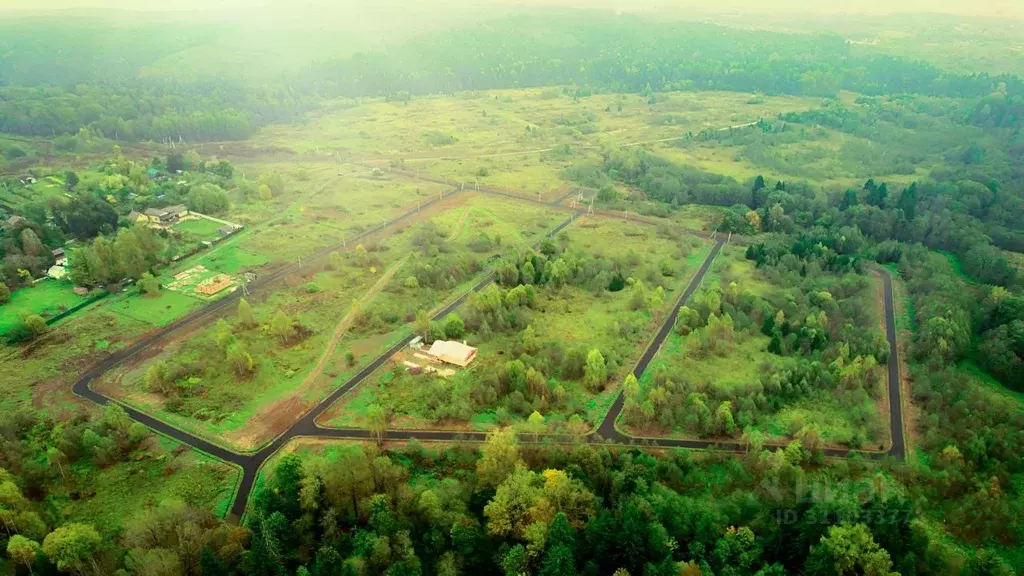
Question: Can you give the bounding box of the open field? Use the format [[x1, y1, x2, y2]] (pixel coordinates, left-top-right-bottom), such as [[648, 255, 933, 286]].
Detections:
[[323, 216, 714, 432], [0, 279, 83, 335]]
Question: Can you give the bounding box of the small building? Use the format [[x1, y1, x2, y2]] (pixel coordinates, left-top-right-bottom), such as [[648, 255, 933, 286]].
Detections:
[[218, 224, 240, 236], [409, 336, 424, 350], [127, 210, 146, 224], [52, 248, 67, 267], [426, 340, 477, 367], [46, 265, 67, 280]]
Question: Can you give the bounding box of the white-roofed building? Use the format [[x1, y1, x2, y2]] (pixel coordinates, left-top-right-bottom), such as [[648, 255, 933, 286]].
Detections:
[[426, 340, 477, 367]]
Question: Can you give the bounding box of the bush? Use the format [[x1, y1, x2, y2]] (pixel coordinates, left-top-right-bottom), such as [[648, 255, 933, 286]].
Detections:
[[443, 313, 465, 339]]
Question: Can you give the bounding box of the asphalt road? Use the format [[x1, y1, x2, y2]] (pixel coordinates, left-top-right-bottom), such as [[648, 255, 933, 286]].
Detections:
[[70, 184, 905, 521]]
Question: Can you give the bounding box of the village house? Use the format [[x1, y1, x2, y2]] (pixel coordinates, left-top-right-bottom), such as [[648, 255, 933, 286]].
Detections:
[[140, 205, 190, 226]]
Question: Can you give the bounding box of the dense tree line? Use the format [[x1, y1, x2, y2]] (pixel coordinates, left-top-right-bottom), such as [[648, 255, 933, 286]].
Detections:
[[304, 15, 1024, 108], [234, 430, 1012, 576], [3, 15, 1023, 145], [0, 81, 312, 142]]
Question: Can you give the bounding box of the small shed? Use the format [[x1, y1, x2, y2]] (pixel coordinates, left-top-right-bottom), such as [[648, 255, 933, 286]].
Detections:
[[426, 340, 477, 367], [52, 248, 67, 266]]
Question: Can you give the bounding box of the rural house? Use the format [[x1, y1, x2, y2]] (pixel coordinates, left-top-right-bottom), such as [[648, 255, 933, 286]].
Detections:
[[141, 205, 190, 225]]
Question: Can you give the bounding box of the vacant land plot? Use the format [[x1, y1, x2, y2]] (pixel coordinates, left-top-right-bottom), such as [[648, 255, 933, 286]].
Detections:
[[259, 89, 820, 161], [0, 311, 151, 414], [60, 436, 239, 533], [237, 170, 446, 264], [98, 199, 548, 451], [620, 246, 889, 450], [0, 280, 83, 335], [324, 217, 713, 433], [105, 288, 205, 327]]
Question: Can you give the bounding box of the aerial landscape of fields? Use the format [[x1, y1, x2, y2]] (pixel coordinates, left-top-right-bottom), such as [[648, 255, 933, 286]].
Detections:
[[0, 0, 1022, 574]]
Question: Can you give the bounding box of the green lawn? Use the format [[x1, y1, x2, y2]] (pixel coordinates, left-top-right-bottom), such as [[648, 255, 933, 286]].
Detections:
[[173, 217, 224, 239], [197, 246, 269, 274], [106, 289, 205, 327], [0, 280, 84, 335]]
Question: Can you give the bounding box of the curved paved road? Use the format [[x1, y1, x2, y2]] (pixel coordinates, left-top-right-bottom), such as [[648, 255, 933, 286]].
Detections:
[[71, 186, 905, 520]]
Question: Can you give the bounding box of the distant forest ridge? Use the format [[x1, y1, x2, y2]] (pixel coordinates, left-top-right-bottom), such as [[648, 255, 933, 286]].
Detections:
[[0, 13, 1021, 143]]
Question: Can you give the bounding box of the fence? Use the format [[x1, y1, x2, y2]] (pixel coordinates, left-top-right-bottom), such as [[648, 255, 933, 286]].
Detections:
[[45, 290, 109, 326]]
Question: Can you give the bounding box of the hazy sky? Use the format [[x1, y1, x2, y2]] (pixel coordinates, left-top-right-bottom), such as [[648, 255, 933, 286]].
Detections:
[[1, 0, 1022, 18]]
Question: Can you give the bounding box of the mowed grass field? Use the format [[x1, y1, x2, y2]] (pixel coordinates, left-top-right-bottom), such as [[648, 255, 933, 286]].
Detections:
[[0, 279, 83, 335], [173, 216, 224, 239], [324, 217, 713, 432], [105, 288, 206, 327]]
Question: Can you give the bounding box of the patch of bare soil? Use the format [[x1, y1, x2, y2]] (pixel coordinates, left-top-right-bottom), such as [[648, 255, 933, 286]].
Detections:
[[223, 256, 410, 451]]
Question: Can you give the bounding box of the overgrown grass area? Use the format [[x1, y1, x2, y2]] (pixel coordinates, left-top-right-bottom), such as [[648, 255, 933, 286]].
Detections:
[[325, 219, 713, 432], [620, 245, 889, 449], [0, 311, 151, 414], [60, 436, 239, 534], [98, 200, 550, 451], [0, 279, 83, 335]]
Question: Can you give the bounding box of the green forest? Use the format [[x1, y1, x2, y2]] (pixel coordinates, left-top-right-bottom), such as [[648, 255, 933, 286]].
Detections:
[[1, 2, 1022, 575]]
